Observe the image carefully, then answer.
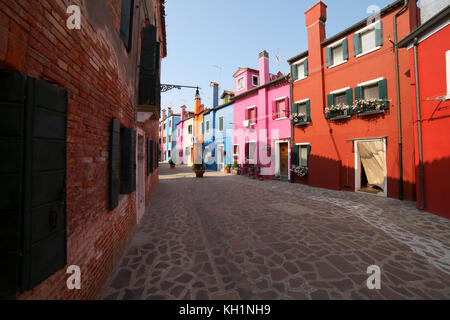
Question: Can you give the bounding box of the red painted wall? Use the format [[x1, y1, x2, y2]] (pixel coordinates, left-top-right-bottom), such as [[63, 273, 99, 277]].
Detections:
[[409, 25, 450, 218], [291, 1, 418, 201]]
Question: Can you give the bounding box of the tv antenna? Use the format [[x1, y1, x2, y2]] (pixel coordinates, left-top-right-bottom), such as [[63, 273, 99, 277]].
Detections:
[[275, 49, 282, 72]]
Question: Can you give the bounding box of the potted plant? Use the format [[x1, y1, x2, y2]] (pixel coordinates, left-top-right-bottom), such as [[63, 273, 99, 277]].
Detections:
[[193, 163, 206, 178], [231, 160, 239, 175], [169, 159, 175, 169], [325, 104, 352, 119], [224, 164, 231, 174], [256, 164, 264, 180]]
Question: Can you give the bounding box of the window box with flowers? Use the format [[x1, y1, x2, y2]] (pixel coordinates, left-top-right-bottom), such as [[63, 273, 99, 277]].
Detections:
[[291, 166, 309, 177], [325, 104, 353, 120], [353, 98, 387, 116]]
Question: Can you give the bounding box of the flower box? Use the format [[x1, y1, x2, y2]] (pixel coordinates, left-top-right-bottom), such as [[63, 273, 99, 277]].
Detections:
[[325, 104, 352, 120], [353, 99, 388, 115]]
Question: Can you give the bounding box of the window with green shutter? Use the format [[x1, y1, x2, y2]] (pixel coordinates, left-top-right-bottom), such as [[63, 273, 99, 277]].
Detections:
[[354, 78, 389, 114], [326, 39, 349, 68], [0, 71, 68, 299], [353, 21, 383, 57]]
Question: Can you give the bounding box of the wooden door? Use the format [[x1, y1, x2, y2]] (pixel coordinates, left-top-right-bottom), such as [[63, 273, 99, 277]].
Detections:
[[280, 143, 289, 174]]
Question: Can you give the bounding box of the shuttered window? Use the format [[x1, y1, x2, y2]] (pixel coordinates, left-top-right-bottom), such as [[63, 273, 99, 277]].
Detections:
[[138, 25, 161, 107], [120, 0, 135, 52], [0, 71, 67, 299], [293, 59, 308, 81], [353, 21, 383, 57], [355, 79, 389, 110]]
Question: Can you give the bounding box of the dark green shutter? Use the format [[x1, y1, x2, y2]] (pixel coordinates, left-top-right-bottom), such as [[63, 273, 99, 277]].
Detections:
[[120, 127, 136, 194], [119, 0, 135, 52], [355, 86, 362, 101], [292, 103, 298, 114], [304, 58, 309, 77], [353, 33, 362, 56], [110, 119, 120, 210], [346, 88, 354, 114], [292, 64, 298, 81], [139, 25, 161, 107], [342, 39, 349, 61], [306, 145, 311, 167], [375, 21, 383, 47], [306, 100, 311, 122], [21, 76, 68, 292], [378, 79, 388, 109], [326, 94, 333, 118], [0, 71, 26, 299], [292, 145, 299, 167], [326, 47, 333, 67]]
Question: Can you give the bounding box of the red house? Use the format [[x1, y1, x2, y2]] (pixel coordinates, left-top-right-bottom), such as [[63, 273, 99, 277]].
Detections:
[[398, 5, 450, 218], [288, 0, 420, 201]]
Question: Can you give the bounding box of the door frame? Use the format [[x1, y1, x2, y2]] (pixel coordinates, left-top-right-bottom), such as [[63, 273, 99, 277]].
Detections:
[[217, 143, 225, 171], [275, 140, 290, 179], [136, 128, 146, 223], [354, 138, 387, 197]]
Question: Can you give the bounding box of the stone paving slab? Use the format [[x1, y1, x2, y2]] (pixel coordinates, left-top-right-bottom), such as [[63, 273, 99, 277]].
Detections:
[[101, 164, 450, 300]]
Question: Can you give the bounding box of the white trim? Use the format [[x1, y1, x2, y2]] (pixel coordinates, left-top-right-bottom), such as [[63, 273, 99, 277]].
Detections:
[[237, 76, 245, 92], [217, 144, 225, 170], [246, 105, 257, 109], [293, 57, 307, 65], [275, 140, 290, 178], [295, 98, 310, 104], [330, 87, 350, 95], [356, 45, 381, 58], [357, 77, 384, 87], [275, 117, 288, 121], [274, 96, 288, 101], [252, 75, 259, 87], [355, 20, 379, 35], [328, 59, 348, 69], [446, 50, 450, 100], [294, 76, 307, 83], [327, 37, 346, 49], [295, 143, 311, 146], [233, 144, 239, 156], [406, 21, 450, 50], [247, 140, 257, 143]]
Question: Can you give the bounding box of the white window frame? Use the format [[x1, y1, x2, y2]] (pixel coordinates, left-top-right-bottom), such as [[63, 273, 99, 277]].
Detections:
[[357, 77, 384, 100], [355, 21, 381, 58], [330, 86, 351, 95], [218, 116, 224, 132], [295, 143, 311, 168], [293, 57, 307, 82], [327, 38, 348, 69], [246, 141, 257, 164], [252, 75, 259, 87], [237, 76, 245, 92], [446, 50, 450, 100]]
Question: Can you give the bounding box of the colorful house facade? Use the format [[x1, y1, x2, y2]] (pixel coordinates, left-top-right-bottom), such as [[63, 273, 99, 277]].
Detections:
[[288, 0, 420, 200], [179, 114, 195, 166], [159, 108, 180, 162], [233, 51, 291, 180], [204, 83, 234, 171], [398, 4, 450, 218]]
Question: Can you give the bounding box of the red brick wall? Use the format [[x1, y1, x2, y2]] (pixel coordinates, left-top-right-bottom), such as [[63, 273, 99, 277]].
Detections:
[[0, 0, 161, 299]]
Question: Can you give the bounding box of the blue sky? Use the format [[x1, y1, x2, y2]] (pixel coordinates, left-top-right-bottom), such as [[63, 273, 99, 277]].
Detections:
[[161, 0, 394, 115]]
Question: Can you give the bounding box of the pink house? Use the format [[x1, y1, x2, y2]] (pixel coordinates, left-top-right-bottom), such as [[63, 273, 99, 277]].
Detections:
[[233, 51, 291, 180]]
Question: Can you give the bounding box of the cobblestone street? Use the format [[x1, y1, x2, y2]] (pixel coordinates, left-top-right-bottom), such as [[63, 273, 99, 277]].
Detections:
[[101, 164, 450, 300]]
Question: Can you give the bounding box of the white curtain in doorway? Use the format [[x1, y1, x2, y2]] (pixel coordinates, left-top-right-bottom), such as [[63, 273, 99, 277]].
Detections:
[[358, 140, 386, 190]]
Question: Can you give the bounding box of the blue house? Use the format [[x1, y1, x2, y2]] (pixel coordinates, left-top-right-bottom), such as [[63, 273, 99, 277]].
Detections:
[[159, 108, 180, 162], [204, 83, 235, 171]]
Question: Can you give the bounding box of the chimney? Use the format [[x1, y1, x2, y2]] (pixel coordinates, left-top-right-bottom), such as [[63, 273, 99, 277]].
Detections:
[[210, 82, 219, 108], [180, 105, 187, 122], [168, 107, 173, 116], [194, 88, 202, 114], [259, 50, 270, 85], [162, 109, 167, 120], [305, 1, 327, 71]]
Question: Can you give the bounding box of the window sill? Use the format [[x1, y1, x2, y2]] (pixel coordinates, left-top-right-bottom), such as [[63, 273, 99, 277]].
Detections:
[[328, 60, 348, 69], [357, 110, 385, 117], [294, 121, 311, 126], [329, 115, 351, 121], [356, 46, 381, 58], [275, 117, 288, 121], [294, 76, 308, 83]]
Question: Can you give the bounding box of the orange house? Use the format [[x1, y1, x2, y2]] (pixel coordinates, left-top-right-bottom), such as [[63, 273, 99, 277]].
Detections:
[[289, 0, 420, 200], [193, 89, 206, 165]]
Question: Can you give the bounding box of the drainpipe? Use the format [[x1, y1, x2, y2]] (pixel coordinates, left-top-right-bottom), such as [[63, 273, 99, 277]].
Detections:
[[289, 67, 294, 183], [413, 38, 425, 210], [393, 0, 409, 200]]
